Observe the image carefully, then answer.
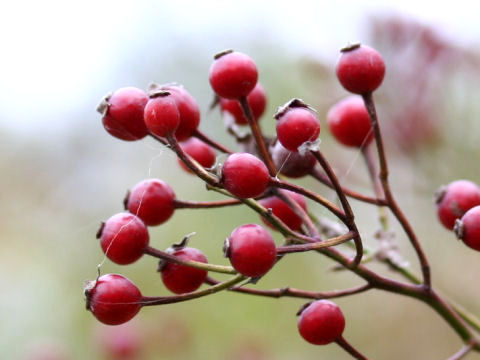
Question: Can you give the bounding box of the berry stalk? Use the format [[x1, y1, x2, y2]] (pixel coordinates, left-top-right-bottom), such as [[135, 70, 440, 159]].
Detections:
[[362, 92, 431, 288]]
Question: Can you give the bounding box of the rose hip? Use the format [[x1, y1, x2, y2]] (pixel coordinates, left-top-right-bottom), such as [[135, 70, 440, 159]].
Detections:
[[125, 179, 176, 226], [221, 153, 270, 198], [160, 247, 208, 294], [209, 50, 258, 99], [259, 190, 307, 231], [98, 87, 149, 141], [224, 224, 277, 278], [98, 213, 149, 265], [178, 138, 216, 174], [85, 274, 142, 326], [297, 300, 345, 345]]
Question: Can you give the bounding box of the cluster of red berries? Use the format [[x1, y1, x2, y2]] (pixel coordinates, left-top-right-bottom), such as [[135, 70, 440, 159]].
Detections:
[[85, 42, 479, 357], [435, 180, 480, 251]]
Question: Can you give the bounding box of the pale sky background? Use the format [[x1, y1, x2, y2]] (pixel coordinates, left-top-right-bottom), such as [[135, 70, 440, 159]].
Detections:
[[0, 0, 478, 135]]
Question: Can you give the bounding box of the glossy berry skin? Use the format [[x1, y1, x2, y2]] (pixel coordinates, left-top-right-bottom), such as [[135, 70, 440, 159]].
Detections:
[[336, 44, 385, 94], [225, 224, 277, 278], [209, 51, 258, 99], [221, 153, 270, 198], [455, 206, 480, 251], [100, 87, 149, 141], [436, 180, 480, 230], [125, 179, 176, 226], [276, 107, 320, 152], [85, 274, 142, 326], [271, 141, 316, 178], [178, 138, 216, 174], [98, 213, 149, 265], [160, 247, 208, 294], [259, 190, 307, 231], [162, 85, 201, 141], [144, 94, 180, 138], [327, 96, 373, 147], [297, 300, 345, 345], [220, 83, 267, 125]]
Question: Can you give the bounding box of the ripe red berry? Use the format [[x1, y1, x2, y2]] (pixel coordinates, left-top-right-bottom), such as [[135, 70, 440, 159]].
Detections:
[[221, 153, 270, 198], [85, 274, 142, 326], [275, 100, 320, 152], [224, 224, 277, 278], [435, 180, 480, 230], [455, 206, 480, 251], [327, 96, 373, 147], [98, 213, 149, 265], [178, 138, 216, 174], [125, 179, 176, 226], [161, 84, 201, 141], [297, 300, 345, 345], [160, 247, 208, 294], [209, 50, 258, 99], [259, 190, 307, 231], [271, 141, 316, 178], [98, 87, 149, 141], [144, 92, 180, 138], [336, 43, 386, 94], [220, 83, 267, 125]]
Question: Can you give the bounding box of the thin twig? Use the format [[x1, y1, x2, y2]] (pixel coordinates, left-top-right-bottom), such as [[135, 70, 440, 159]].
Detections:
[[144, 246, 237, 274], [239, 96, 277, 176], [362, 92, 431, 288], [141, 274, 245, 306], [205, 277, 372, 300], [335, 336, 369, 360], [193, 129, 233, 154], [310, 167, 386, 206], [174, 198, 242, 209], [311, 150, 363, 267]]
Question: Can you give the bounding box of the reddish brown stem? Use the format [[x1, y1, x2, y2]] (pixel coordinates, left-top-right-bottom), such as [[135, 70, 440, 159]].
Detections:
[[362, 92, 431, 288], [239, 96, 277, 176], [311, 150, 363, 267], [166, 134, 219, 186], [273, 188, 320, 238], [276, 231, 356, 254], [270, 178, 346, 222], [310, 167, 386, 206], [335, 336, 368, 360], [204, 277, 371, 300], [174, 198, 242, 209], [447, 342, 476, 360], [193, 129, 233, 154]]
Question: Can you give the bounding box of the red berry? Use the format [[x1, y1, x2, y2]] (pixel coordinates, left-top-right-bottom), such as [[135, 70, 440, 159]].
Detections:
[[327, 96, 373, 147], [297, 300, 345, 345], [259, 190, 307, 231], [436, 180, 480, 230], [225, 224, 277, 277], [125, 179, 176, 226], [85, 274, 142, 326], [275, 100, 320, 152], [160, 247, 208, 294], [336, 43, 386, 94], [144, 93, 180, 138], [98, 213, 149, 265], [271, 141, 316, 178], [98, 87, 149, 141], [221, 153, 270, 198], [161, 85, 201, 141], [220, 83, 267, 125], [178, 138, 216, 174], [209, 50, 258, 99], [455, 206, 480, 251]]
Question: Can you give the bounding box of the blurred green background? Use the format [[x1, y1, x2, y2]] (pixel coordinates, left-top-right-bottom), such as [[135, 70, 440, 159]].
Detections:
[[3, 1, 480, 359]]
